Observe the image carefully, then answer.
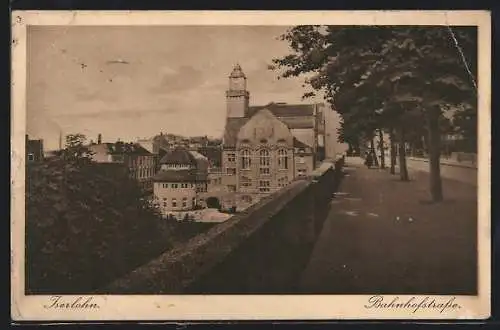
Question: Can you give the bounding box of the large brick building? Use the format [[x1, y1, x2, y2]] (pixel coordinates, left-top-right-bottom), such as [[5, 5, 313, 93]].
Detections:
[[220, 64, 341, 209]]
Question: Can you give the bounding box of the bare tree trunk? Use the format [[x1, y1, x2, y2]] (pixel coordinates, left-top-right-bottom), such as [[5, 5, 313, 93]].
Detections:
[[427, 107, 443, 202], [378, 129, 385, 169], [398, 128, 409, 181], [369, 137, 379, 167], [389, 129, 397, 175]]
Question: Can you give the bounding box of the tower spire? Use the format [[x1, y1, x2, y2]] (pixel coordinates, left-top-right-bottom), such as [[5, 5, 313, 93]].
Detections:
[[226, 64, 249, 118]]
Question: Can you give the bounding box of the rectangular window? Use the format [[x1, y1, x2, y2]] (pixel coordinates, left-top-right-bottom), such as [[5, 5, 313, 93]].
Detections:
[[241, 176, 252, 187], [227, 185, 236, 192], [172, 198, 177, 208], [278, 149, 288, 169], [259, 167, 270, 175], [27, 153, 34, 161], [182, 198, 187, 207], [192, 197, 196, 207], [228, 153, 236, 162], [172, 183, 178, 189], [259, 180, 270, 192]]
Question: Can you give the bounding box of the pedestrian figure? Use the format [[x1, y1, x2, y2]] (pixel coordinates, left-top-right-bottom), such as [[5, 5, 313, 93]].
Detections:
[[365, 152, 373, 168]]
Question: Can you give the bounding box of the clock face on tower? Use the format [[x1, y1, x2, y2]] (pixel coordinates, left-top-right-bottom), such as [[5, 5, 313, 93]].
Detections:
[[231, 77, 246, 91]]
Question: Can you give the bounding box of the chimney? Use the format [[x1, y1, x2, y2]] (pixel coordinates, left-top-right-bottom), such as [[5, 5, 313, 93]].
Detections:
[[97, 133, 102, 144]]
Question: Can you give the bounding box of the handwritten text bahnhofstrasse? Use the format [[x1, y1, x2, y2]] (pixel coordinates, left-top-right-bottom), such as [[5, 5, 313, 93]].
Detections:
[[365, 295, 461, 314]]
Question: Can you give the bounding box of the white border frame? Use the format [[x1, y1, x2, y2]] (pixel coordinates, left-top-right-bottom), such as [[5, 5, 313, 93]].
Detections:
[[11, 10, 491, 321]]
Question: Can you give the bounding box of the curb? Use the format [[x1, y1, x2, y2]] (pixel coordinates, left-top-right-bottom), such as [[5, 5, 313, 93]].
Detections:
[[407, 157, 477, 170]]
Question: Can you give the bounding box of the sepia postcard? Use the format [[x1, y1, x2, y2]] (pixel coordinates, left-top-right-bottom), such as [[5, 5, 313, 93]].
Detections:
[[11, 10, 491, 321]]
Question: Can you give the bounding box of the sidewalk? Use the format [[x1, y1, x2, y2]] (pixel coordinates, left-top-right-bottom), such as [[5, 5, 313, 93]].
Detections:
[[407, 156, 477, 169], [299, 157, 477, 294]]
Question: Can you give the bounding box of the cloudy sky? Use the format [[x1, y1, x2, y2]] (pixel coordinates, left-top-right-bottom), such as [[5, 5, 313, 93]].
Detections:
[[26, 25, 318, 150]]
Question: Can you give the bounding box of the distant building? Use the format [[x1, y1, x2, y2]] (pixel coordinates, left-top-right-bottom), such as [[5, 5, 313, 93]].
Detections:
[[153, 170, 200, 213], [89, 139, 156, 189], [26, 135, 44, 162], [153, 148, 209, 215]]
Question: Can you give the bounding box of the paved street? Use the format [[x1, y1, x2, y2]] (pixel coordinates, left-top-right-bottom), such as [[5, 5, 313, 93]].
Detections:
[[299, 157, 477, 294]]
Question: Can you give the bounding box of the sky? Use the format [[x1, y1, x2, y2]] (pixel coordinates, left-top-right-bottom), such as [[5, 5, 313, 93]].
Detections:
[[26, 25, 319, 151]]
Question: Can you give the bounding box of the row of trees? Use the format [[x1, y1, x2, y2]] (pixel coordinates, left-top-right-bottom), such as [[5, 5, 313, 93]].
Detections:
[[272, 26, 477, 202]]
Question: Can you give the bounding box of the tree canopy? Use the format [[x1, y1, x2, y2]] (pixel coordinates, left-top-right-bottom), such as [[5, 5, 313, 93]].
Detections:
[[272, 25, 477, 200]]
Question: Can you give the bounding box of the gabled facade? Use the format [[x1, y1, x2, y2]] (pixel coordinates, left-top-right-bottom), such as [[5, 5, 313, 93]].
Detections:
[[220, 64, 327, 209]]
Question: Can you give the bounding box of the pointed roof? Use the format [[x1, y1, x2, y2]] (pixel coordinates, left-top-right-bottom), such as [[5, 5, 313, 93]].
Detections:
[[229, 63, 246, 78], [159, 147, 198, 165], [293, 137, 311, 149], [90, 142, 152, 155], [247, 102, 315, 118]]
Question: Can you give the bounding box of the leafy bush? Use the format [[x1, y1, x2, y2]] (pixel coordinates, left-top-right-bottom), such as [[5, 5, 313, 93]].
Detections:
[[25, 156, 171, 293], [205, 197, 221, 209]]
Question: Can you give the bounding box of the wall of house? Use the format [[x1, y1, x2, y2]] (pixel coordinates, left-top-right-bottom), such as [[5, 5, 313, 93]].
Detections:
[[232, 109, 296, 208], [323, 106, 348, 159], [129, 155, 156, 181], [89, 145, 113, 163], [294, 153, 314, 178], [221, 150, 238, 191], [154, 182, 197, 214]]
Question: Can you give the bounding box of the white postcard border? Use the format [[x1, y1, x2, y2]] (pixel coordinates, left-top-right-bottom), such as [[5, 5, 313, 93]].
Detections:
[[11, 10, 491, 321]]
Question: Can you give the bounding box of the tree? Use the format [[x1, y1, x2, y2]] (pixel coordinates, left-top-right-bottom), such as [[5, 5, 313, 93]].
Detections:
[[62, 133, 94, 164], [272, 25, 477, 201], [206, 196, 221, 209], [25, 153, 172, 293]]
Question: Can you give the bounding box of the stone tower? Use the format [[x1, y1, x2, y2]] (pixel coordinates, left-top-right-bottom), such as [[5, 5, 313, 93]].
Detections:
[[226, 64, 250, 118]]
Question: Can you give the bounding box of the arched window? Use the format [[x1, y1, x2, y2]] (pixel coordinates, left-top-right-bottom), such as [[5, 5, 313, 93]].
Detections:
[[240, 149, 251, 169], [259, 149, 270, 175], [278, 149, 288, 169]]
